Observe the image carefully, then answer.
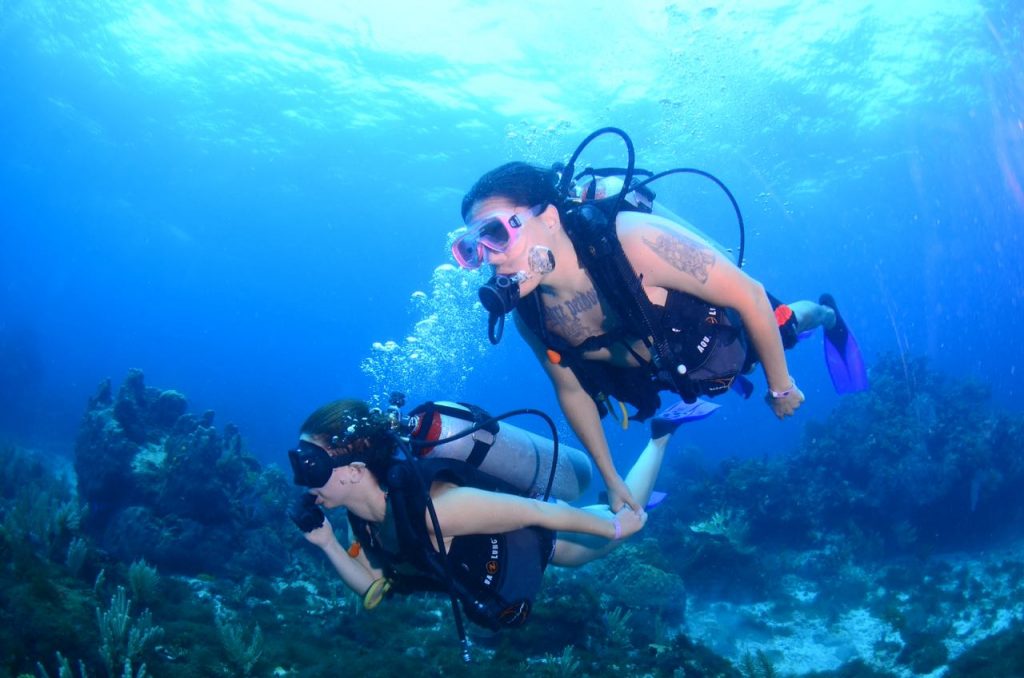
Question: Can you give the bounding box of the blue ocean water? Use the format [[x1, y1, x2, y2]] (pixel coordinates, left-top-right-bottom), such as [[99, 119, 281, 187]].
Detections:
[[3, 3, 1024, 676], [1, 1, 1021, 468]]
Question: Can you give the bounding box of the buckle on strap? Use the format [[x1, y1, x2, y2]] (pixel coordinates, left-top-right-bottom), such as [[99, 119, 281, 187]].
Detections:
[[466, 425, 497, 468], [471, 428, 495, 446]]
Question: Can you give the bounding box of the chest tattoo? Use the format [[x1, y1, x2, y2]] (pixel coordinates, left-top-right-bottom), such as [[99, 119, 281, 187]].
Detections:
[[544, 288, 602, 344], [642, 233, 715, 284], [564, 289, 599, 318]]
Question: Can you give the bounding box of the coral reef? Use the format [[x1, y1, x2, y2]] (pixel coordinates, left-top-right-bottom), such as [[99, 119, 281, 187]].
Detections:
[[675, 356, 1024, 559], [0, 370, 741, 677], [946, 621, 1024, 676], [214, 609, 263, 676], [589, 539, 688, 624], [74, 369, 293, 577], [642, 355, 1024, 674], [2, 357, 1022, 676], [97, 585, 163, 676]]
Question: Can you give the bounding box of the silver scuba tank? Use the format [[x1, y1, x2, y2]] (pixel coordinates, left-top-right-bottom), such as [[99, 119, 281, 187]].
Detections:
[[579, 174, 734, 262], [407, 401, 591, 502], [575, 174, 653, 212]]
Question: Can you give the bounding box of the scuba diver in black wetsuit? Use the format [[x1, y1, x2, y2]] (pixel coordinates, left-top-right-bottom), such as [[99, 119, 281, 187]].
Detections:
[[451, 128, 867, 513], [287, 396, 703, 645]]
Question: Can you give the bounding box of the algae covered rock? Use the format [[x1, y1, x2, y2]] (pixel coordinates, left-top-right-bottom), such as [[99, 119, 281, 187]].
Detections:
[[74, 370, 291, 577], [151, 389, 187, 428], [591, 540, 687, 621], [684, 355, 1024, 557]]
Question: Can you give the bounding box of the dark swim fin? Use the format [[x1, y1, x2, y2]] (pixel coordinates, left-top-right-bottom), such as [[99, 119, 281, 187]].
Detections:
[[651, 397, 720, 438], [820, 294, 869, 394], [730, 374, 755, 399]]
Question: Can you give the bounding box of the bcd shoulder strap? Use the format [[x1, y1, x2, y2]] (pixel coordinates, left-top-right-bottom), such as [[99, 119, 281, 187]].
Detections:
[[561, 200, 703, 402]]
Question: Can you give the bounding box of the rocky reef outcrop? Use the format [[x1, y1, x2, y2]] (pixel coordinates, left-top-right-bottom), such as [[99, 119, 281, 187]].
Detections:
[[642, 354, 1024, 675], [699, 355, 1024, 558], [75, 369, 292, 577]]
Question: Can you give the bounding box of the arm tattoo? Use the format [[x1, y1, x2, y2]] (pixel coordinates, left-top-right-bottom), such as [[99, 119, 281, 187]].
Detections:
[[642, 233, 716, 284]]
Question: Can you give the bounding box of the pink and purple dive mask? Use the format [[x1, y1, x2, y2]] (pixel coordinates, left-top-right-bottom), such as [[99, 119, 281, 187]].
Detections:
[[451, 204, 545, 270]]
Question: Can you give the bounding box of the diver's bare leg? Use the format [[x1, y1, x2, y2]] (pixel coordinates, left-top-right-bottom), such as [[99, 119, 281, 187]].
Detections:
[[789, 300, 836, 332], [551, 436, 669, 567]]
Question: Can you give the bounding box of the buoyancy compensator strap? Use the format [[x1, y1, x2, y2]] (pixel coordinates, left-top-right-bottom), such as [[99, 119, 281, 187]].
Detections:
[[381, 458, 539, 629], [408, 401, 499, 467], [454, 403, 499, 468], [562, 198, 703, 403]]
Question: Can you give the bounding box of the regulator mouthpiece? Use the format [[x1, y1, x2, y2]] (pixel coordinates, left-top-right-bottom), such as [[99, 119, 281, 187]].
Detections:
[[479, 273, 522, 345]]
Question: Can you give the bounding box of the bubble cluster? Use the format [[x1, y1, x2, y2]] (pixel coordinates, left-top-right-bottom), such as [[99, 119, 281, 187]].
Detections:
[[504, 120, 577, 164], [360, 259, 491, 406]]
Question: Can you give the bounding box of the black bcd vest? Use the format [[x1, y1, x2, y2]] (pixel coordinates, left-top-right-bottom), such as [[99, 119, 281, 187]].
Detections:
[[348, 458, 553, 630], [517, 199, 748, 420]]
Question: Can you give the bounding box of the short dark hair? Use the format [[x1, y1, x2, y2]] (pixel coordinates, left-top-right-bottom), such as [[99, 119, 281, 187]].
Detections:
[[461, 162, 561, 221]]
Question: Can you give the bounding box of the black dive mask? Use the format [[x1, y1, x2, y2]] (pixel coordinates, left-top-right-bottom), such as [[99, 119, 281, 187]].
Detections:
[[479, 273, 521, 345], [288, 440, 336, 488]]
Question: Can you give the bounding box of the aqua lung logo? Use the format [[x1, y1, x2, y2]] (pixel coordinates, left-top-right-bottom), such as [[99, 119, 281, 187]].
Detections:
[[698, 310, 716, 354], [483, 537, 500, 586]]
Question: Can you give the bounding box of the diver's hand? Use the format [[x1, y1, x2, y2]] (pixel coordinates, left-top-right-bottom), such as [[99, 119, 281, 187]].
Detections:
[[765, 384, 805, 419], [605, 475, 641, 512], [290, 494, 326, 533], [303, 515, 338, 548], [612, 506, 647, 540]]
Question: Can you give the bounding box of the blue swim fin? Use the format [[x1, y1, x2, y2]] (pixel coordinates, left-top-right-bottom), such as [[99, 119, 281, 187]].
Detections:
[[646, 490, 668, 510], [820, 294, 868, 394], [651, 397, 720, 438]]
